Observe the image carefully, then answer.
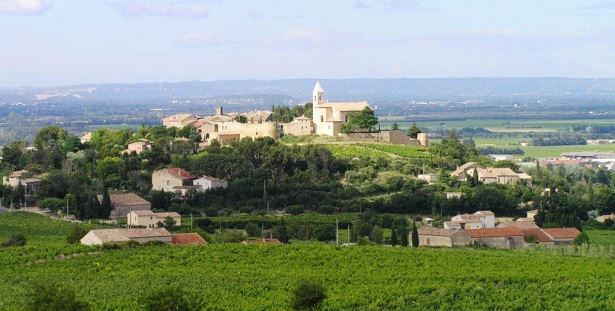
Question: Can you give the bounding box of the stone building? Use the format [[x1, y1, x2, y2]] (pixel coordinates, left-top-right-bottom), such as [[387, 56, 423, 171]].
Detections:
[[417, 227, 471, 247], [162, 114, 199, 128], [466, 227, 525, 249], [97, 192, 151, 218], [280, 115, 314, 136], [311, 81, 372, 137]]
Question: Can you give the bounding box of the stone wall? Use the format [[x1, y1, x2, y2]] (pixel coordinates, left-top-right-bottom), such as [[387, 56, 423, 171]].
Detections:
[[341, 130, 427, 146]]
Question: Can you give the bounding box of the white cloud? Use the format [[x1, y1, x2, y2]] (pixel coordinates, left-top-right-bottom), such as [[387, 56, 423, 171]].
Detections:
[[107, 0, 208, 19], [0, 0, 51, 15]]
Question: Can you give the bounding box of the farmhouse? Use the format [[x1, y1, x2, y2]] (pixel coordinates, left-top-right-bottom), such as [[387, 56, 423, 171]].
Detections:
[[80, 228, 172, 246], [417, 173, 438, 184], [172, 233, 207, 245], [466, 227, 525, 249], [97, 192, 151, 218], [2, 170, 41, 195], [446, 210, 495, 229], [417, 227, 471, 247], [122, 139, 152, 155], [596, 213, 615, 223], [497, 220, 540, 229], [152, 167, 228, 195], [152, 167, 196, 193], [127, 210, 181, 227], [451, 162, 532, 186]]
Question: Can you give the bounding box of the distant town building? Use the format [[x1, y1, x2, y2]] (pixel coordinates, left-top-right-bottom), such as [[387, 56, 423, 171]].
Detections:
[[280, 115, 314, 136], [80, 132, 92, 144], [163, 114, 199, 128], [489, 154, 514, 161], [152, 167, 228, 195], [122, 139, 152, 155], [444, 192, 464, 199], [80, 228, 172, 246], [596, 213, 615, 223]]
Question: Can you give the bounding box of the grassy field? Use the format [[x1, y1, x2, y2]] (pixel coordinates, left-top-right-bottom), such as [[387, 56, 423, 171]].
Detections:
[[1, 212, 615, 310], [471, 138, 615, 158], [586, 230, 615, 246]]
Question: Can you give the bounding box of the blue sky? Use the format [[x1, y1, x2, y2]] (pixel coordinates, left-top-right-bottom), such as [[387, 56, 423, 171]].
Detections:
[[1, 0, 615, 86]]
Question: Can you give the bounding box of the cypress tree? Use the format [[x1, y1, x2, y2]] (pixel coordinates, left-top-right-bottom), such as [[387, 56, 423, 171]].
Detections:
[[391, 228, 398, 246], [400, 226, 409, 247], [472, 167, 479, 186], [411, 221, 419, 248], [536, 161, 542, 180], [100, 185, 112, 219]]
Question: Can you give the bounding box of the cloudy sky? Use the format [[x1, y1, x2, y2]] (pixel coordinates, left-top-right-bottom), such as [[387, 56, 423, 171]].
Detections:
[[1, 0, 615, 86]]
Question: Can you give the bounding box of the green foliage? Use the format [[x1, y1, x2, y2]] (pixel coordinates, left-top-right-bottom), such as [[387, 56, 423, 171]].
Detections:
[[574, 232, 590, 245], [408, 122, 421, 139], [2, 233, 26, 247], [291, 278, 326, 310], [66, 227, 89, 244], [24, 282, 90, 311], [143, 286, 192, 311], [245, 222, 261, 237], [38, 197, 65, 212], [341, 107, 378, 133]]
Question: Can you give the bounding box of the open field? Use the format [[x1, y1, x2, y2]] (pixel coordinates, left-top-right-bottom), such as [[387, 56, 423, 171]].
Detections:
[[472, 138, 615, 158], [2, 212, 615, 310], [380, 118, 615, 133]]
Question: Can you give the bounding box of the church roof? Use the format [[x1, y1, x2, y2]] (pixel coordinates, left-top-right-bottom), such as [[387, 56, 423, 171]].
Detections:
[[317, 101, 370, 112]]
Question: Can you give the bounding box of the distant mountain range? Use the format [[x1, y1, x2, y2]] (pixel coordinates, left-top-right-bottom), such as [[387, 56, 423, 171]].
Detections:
[[3, 78, 615, 104]]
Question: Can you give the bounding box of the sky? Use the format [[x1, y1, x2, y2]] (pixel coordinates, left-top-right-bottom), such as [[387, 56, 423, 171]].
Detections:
[[1, 0, 615, 87]]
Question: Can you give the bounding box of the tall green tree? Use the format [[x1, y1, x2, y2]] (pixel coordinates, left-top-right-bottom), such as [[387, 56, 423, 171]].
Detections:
[[100, 185, 112, 219], [408, 122, 421, 138], [411, 221, 419, 248]]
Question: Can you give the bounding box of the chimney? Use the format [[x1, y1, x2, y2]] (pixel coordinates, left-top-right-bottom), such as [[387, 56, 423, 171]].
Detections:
[[215, 105, 223, 116]]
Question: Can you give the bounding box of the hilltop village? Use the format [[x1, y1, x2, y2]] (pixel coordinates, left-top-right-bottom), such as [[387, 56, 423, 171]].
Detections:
[[0, 82, 612, 251], [161, 82, 428, 147]]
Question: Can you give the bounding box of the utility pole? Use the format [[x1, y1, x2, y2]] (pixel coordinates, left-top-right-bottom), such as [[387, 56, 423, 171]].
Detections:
[[190, 213, 193, 232], [336, 219, 339, 247], [347, 225, 350, 244]]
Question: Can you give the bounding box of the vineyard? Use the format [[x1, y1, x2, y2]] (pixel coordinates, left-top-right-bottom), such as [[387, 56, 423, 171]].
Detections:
[[1, 213, 615, 310], [323, 143, 430, 160]]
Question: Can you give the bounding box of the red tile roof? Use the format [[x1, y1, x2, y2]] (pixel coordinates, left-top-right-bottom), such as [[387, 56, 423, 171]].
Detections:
[[167, 167, 196, 179], [466, 227, 524, 238], [172, 233, 207, 245], [521, 228, 553, 243], [542, 228, 581, 240]]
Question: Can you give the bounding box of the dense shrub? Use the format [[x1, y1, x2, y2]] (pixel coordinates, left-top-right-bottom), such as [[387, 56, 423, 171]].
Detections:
[[291, 279, 326, 310], [143, 287, 192, 311], [2, 233, 26, 247], [38, 197, 65, 212], [24, 282, 90, 311], [66, 226, 88, 244]]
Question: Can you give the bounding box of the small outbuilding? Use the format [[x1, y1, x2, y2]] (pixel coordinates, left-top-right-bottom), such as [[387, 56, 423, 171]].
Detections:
[[80, 228, 172, 246]]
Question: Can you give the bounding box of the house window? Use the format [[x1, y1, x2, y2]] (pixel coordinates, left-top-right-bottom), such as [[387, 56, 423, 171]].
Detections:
[[320, 116, 323, 122]]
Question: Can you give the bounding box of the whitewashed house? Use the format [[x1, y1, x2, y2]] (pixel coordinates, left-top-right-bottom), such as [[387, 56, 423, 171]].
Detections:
[[193, 176, 229, 191], [127, 210, 182, 228]]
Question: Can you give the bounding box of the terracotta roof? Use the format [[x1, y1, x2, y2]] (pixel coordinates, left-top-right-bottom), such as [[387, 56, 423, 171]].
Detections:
[[497, 221, 539, 229], [163, 114, 196, 122], [172, 233, 207, 245], [521, 228, 553, 243], [542, 228, 581, 240], [466, 227, 524, 238], [166, 167, 196, 179], [418, 227, 465, 237]]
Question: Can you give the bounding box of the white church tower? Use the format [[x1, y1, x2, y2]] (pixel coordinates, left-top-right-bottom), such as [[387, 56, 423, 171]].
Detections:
[[312, 81, 325, 134]]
